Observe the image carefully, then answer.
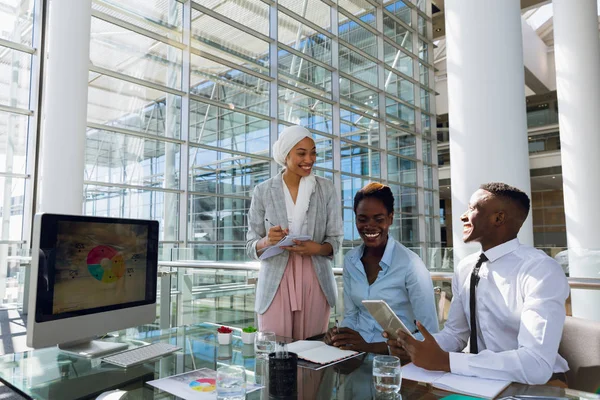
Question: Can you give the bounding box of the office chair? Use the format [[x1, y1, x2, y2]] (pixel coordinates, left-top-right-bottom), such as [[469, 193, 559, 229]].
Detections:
[[558, 316, 600, 391]]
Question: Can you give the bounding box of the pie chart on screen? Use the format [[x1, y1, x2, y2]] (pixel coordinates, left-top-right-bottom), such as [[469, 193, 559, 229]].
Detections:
[[87, 245, 126, 283], [189, 378, 216, 392]]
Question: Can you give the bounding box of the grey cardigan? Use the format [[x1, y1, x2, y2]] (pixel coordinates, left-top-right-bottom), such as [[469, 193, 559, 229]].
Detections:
[[246, 172, 343, 314]]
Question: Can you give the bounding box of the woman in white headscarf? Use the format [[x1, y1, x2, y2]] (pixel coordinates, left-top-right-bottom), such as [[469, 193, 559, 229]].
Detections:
[[246, 125, 343, 340]]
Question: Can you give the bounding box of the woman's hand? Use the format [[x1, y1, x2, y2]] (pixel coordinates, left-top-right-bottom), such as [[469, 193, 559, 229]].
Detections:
[[256, 225, 288, 253], [324, 326, 337, 345], [266, 226, 288, 246], [281, 240, 324, 257], [330, 327, 371, 353]]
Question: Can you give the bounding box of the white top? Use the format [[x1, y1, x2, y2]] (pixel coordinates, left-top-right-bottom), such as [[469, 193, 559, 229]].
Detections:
[[433, 238, 570, 385], [283, 183, 308, 235]]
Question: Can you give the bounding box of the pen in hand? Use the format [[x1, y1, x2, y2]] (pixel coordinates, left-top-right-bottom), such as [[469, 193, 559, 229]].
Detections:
[[265, 218, 275, 227]]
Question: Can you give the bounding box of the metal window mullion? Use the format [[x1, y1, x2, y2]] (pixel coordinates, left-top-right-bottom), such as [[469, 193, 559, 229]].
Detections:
[[338, 71, 380, 94], [384, 64, 423, 90], [0, 38, 35, 54], [385, 93, 416, 111], [189, 48, 272, 82], [188, 191, 251, 201], [340, 136, 382, 152], [86, 122, 185, 145], [277, 5, 334, 41], [375, 0, 388, 184], [387, 150, 419, 163], [339, 99, 380, 119], [91, 10, 185, 50], [278, 121, 337, 140], [277, 80, 334, 105], [22, 0, 46, 258], [188, 143, 271, 162], [0, 172, 29, 179], [189, 94, 271, 120], [190, 2, 271, 44], [339, 38, 379, 65], [89, 65, 186, 96], [410, 5, 426, 251], [338, 7, 379, 36], [180, 0, 192, 248], [277, 42, 335, 72], [269, 0, 279, 177], [84, 180, 184, 194], [377, 1, 389, 185], [383, 9, 416, 36], [0, 104, 32, 116], [339, 103, 380, 122], [363, 0, 380, 10], [94, 0, 181, 36]]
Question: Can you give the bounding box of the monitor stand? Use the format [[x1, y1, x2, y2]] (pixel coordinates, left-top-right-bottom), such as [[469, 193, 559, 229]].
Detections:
[[58, 338, 128, 358]]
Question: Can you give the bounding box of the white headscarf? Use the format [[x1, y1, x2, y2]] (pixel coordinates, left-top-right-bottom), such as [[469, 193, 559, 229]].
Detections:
[[272, 125, 316, 235]]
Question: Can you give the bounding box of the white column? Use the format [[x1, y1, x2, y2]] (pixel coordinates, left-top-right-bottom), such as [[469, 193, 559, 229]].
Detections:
[[553, 0, 600, 321], [38, 0, 92, 214], [445, 0, 533, 263]]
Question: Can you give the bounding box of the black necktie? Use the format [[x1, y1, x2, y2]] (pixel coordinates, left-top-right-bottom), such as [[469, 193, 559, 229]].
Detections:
[[469, 253, 488, 354]]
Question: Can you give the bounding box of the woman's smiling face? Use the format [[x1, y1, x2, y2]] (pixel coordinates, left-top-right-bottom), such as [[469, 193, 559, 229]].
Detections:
[[355, 197, 393, 249]]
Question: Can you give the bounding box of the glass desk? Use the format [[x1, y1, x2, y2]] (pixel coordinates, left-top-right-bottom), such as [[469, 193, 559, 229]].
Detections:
[[0, 323, 598, 400]]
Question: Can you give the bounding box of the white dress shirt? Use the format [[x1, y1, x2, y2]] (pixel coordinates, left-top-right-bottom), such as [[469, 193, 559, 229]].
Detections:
[[433, 238, 569, 384]]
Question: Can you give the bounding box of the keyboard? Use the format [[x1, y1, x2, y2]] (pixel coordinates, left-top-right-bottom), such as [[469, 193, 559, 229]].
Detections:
[[101, 342, 181, 368]]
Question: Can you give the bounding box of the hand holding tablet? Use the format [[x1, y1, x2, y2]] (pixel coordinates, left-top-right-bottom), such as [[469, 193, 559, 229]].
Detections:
[[362, 299, 415, 340]]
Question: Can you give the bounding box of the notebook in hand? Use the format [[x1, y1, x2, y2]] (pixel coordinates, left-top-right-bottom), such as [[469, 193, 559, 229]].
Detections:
[[286, 340, 359, 365], [259, 235, 312, 260], [401, 363, 511, 399]]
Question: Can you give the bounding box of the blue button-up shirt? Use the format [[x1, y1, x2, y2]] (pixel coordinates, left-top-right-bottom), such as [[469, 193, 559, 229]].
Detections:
[[341, 237, 439, 343]]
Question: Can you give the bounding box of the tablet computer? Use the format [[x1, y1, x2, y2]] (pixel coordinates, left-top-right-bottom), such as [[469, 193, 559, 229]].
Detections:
[[362, 299, 415, 340]]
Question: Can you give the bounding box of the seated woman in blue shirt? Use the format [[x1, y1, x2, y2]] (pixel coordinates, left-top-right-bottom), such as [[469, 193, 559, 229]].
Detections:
[[325, 182, 439, 354]]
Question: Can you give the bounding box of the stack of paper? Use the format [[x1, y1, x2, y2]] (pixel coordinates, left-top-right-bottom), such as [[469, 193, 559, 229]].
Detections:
[[401, 363, 511, 399], [259, 235, 311, 260]]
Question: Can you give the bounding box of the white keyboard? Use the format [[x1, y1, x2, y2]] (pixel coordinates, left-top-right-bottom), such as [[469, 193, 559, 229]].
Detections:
[[101, 342, 181, 368]]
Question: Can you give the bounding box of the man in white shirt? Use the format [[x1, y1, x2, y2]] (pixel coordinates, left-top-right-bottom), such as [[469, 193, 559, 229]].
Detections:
[[386, 182, 569, 385]]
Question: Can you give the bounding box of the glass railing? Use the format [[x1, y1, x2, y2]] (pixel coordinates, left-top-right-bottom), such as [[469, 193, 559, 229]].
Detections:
[[8, 246, 600, 332]]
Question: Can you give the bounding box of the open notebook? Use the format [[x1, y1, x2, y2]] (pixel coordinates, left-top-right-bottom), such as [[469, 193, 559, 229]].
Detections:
[[286, 340, 359, 365], [402, 363, 511, 399]]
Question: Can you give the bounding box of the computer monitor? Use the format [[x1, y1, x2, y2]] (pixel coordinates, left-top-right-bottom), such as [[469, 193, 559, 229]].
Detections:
[[26, 213, 159, 357]]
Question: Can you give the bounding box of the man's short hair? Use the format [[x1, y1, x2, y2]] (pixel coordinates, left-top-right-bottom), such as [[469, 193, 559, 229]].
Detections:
[[353, 182, 394, 214], [480, 182, 530, 220]]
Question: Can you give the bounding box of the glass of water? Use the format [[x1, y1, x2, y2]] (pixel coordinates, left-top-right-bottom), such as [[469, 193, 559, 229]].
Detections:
[[254, 331, 276, 360], [372, 355, 402, 394], [217, 365, 246, 400]]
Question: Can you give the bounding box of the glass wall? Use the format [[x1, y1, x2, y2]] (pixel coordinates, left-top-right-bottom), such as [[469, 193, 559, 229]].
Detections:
[[83, 0, 438, 261], [0, 0, 39, 304], [0, 0, 438, 301]]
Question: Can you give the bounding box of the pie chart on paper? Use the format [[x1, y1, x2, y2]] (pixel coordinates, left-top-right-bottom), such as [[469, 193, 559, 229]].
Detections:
[[87, 245, 126, 283], [188, 378, 216, 392]]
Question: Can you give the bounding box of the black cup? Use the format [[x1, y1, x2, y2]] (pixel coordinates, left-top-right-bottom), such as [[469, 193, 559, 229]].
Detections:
[[268, 352, 297, 399]]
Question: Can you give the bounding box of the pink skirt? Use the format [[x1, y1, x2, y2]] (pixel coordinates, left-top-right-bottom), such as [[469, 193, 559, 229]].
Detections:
[[257, 253, 330, 340]]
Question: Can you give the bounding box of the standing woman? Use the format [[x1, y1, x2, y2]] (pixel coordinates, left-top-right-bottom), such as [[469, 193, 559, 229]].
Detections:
[[246, 125, 343, 340]]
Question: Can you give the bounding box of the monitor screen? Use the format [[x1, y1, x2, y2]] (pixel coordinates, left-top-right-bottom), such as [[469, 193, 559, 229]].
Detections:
[[34, 214, 158, 323]]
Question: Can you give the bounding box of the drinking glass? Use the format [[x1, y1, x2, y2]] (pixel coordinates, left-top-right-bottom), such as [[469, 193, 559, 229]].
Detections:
[[372, 355, 402, 394], [217, 365, 246, 400], [254, 331, 276, 360]]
